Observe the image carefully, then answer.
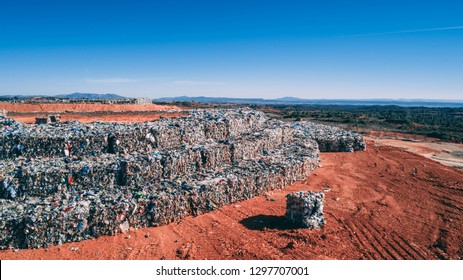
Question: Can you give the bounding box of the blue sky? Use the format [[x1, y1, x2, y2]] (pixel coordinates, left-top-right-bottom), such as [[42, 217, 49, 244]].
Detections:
[[0, 0, 462, 99]]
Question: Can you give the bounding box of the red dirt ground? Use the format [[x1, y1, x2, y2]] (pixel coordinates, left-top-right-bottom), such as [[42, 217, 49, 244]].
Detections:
[[1, 140, 462, 260], [10, 113, 187, 124], [1, 102, 186, 123], [0, 103, 181, 113]]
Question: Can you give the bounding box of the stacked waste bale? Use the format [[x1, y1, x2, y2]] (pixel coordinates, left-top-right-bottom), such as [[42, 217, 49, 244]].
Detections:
[[149, 122, 183, 149], [0, 108, 365, 249], [0, 109, 268, 160], [0, 152, 319, 248], [160, 147, 202, 180], [0, 121, 153, 159], [0, 132, 319, 199], [179, 120, 206, 145], [0, 122, 131, 159], [0, 110, 15, 127], [195, 142, 232, 171], [0, 156, 118, 198], [230, 130, 284, 161], [292, 121, 366, 152]]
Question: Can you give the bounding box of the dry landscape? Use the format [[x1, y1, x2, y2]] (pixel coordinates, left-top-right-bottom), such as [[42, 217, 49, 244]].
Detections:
[[1, 102, 462, 260]]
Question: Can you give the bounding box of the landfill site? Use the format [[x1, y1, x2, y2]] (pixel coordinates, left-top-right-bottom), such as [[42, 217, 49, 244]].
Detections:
[[1, 104, 463, 260]]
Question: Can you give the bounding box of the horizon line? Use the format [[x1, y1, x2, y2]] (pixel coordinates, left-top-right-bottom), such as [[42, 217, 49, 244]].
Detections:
[[1, 93, 463, 102]]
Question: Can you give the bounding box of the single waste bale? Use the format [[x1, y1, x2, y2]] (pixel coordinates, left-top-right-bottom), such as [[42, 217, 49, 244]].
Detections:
[[286, 191, 325, 229], [35, 116, 51, 125]]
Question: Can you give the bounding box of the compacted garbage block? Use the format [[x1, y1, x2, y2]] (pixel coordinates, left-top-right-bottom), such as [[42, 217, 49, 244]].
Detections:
[[286, 191, 325, 229]]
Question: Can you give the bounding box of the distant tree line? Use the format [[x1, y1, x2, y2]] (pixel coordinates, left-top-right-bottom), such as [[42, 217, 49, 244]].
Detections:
[[268, 105, 463, 143]]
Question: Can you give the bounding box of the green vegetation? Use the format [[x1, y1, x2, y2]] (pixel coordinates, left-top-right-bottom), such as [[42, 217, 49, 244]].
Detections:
[[166, 102, 463, 143], [267, 105, 463, 143]]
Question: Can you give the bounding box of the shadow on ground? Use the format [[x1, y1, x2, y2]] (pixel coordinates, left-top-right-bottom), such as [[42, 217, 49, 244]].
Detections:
[[240, 214, 300, 230]]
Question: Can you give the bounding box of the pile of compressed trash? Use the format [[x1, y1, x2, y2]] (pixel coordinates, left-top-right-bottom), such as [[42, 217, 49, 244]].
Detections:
[[292, 121, 366, 152], [1, 110, 16, 127], [0, 109, 268, 159], [0, 108, 364, 249]]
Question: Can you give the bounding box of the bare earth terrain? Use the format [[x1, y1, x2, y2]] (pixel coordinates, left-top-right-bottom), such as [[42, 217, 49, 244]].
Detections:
[[1, 140, 462, 260], [9, 112, 187, 124], [1, 103, 184, 123], [0, 103, 181, 113], [367, 137, 463, 169]]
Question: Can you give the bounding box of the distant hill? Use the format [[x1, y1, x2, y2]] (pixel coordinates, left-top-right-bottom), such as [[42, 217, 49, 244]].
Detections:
[[155, 96, 463, 107], [275, 96, 306, 102], [0, 93, 126, 99], [55, 93, 126, 99]]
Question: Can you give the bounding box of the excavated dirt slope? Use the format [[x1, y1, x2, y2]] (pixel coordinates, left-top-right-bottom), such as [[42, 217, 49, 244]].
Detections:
[[9, 112, 187, 123], [1, 140, 462, 260], [0, 103, 181, 113], [1, 103, 184, 123]]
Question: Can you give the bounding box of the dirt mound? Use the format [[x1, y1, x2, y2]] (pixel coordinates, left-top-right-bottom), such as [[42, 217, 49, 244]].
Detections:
[[1, 102, 185, 123], [1, 140, 462, 260], [10, 112, 186, 124], [0, 103, 181, 113]]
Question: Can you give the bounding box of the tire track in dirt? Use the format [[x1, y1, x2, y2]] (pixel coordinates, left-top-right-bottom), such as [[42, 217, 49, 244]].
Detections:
[[433, 208, 461, 222], [364, 221, 406, 260], [433, 195, 463, 213], [345, 221, 385, 259], [355, 220, 397, 260], [394, 234, 429, 259], [342, 221, 375, 259], [428, 190, 463, 207], [388, 233, 425, 260], [427, 189, 463, 222], [427, 183, 463, 199]]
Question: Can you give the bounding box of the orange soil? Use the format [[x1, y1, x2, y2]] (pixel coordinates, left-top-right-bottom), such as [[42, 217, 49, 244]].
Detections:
[[367, 137, 441, 154], [1, 140, 462, 260], [368, 137, 463, 169], [10, 113, 187, 124], [2, 102, 186, 123], [0, 103, 181, 113]]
